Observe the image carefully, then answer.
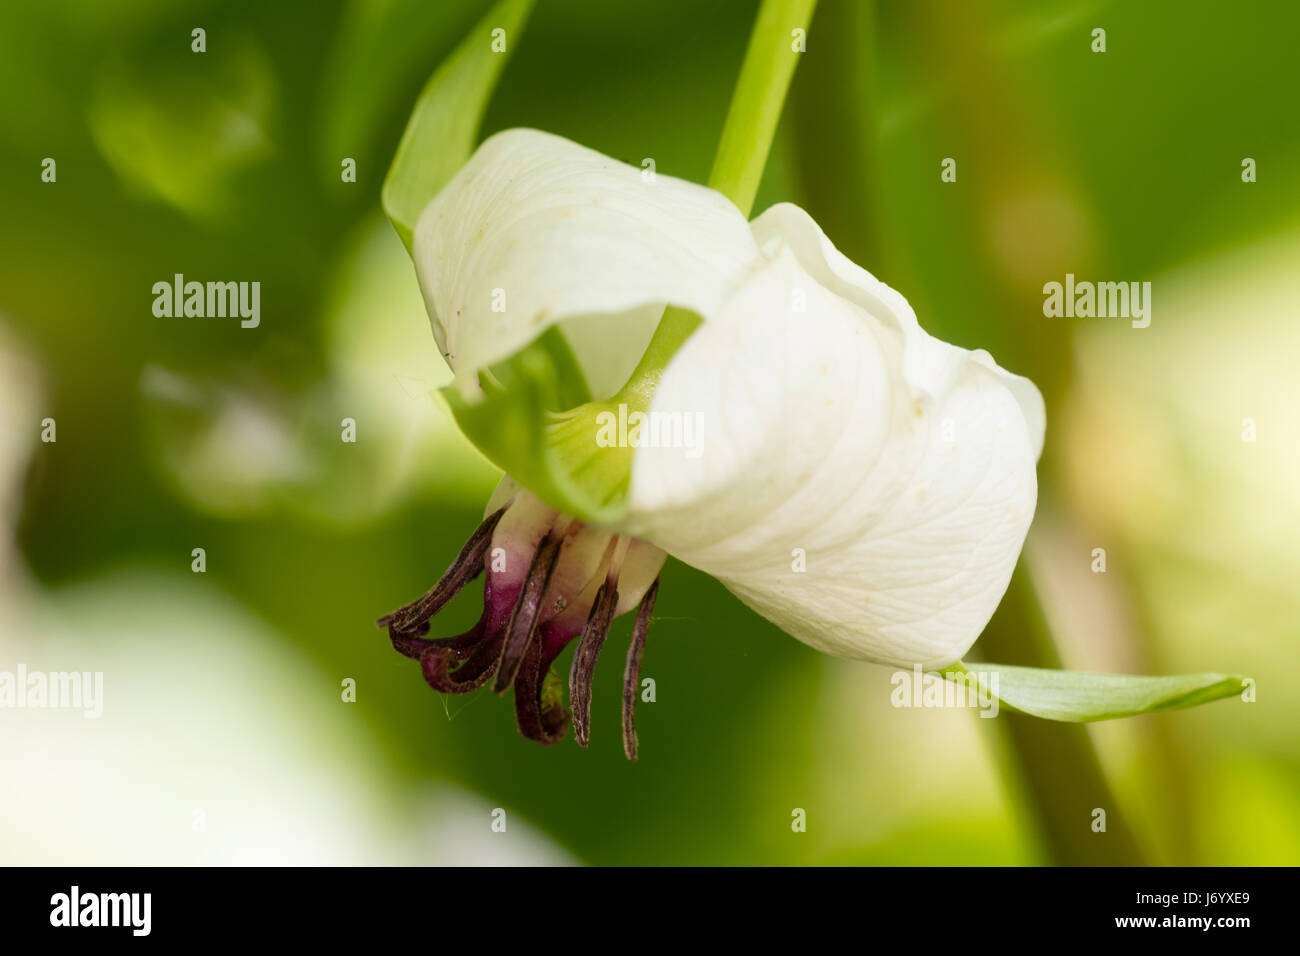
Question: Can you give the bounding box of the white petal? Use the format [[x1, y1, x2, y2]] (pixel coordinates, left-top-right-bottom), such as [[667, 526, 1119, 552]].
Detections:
[[413, 129, 760, 399], [624, 236, 1040, 669], [750, 203, 1045, 459]]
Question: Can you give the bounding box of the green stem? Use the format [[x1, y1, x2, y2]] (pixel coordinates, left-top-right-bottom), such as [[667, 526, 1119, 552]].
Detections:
[[622, 0, 818, 393], [541, 0, 820, 516], [976, 564, 1146, 864], [709, 0, 819, 217]]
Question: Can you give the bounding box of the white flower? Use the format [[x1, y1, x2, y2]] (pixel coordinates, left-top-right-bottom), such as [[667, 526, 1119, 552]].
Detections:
[[383, 129, 1043, 755]]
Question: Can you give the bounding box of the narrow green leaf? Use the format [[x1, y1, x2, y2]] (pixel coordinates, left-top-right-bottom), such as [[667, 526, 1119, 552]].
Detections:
[[946, 661, 1248, 722], [381, 0, 534, 251]]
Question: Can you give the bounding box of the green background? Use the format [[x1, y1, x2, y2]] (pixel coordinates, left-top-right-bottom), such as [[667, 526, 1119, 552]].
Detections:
[[0, 0, 1296, 865]]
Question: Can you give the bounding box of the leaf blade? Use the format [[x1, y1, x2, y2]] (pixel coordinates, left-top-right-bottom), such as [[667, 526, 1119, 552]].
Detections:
[[381, 0, 534, 251], [947, 661, 1248, 722]]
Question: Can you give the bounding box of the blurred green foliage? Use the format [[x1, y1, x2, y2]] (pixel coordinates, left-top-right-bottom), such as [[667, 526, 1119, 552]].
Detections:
[[1, 0, 1296, 864]]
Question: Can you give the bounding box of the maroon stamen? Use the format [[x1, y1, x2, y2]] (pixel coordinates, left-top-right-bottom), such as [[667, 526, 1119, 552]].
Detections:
[[622, 577, 660, 762], [376, 504, 507, 636], [568, 577, 619, 747], [389, 620, 487, 661], [374, 505, 664, 758], [387, 623, 432, 660], [491, 528, 565, 694], [513, 638, 570, 745], [422, 624, 505, 694]]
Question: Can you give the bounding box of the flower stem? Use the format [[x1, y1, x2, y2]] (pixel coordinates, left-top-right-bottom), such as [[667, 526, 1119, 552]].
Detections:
[[709, 0, 819, 217], [621, 0, 818, 392], [550, 0, 820, 516], [977, 564, 1146, 864]]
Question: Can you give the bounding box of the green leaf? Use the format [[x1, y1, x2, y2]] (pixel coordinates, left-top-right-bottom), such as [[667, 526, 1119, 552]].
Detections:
[[946, 661, 1248, 722], [381, 0, 534, 251]]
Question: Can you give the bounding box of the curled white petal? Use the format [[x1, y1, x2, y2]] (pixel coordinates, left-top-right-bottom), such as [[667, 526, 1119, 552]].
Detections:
[[413, 128, 759, 399], [625, 227, 1041, 669], [750, 203, 1045, 459]]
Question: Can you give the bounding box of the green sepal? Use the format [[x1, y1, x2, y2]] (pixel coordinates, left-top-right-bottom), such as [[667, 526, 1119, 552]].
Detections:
[[440, 328, 627, 524]]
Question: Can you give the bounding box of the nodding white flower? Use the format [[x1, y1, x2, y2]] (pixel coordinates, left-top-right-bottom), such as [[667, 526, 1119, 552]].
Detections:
[[379, 129, 1043, 758]]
